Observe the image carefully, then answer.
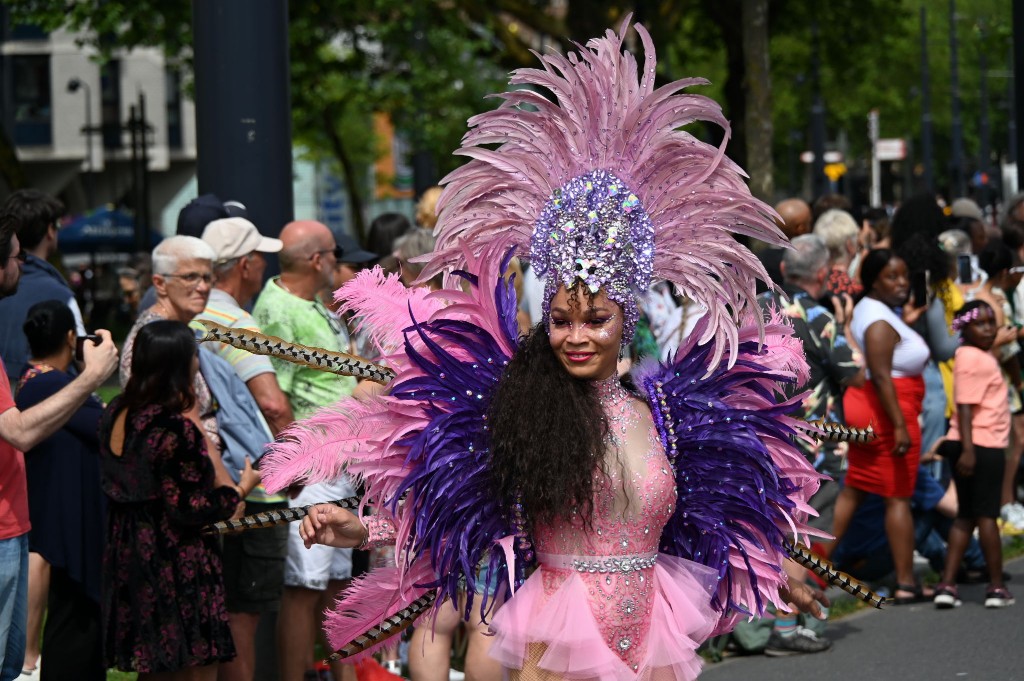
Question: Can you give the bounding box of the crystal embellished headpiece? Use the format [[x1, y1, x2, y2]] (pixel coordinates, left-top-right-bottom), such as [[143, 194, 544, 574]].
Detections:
[[422, 17, 787, 366]]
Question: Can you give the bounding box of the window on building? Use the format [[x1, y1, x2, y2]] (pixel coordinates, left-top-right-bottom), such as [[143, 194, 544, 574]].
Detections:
[[165, 67, 182, 149], [8, 23, 48, 40], [11, 55, 51, 145], [100, 60, 122, 149]]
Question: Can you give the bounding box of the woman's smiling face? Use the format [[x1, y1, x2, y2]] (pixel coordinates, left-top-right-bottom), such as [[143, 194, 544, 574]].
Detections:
[[547, 285, 623, 380]]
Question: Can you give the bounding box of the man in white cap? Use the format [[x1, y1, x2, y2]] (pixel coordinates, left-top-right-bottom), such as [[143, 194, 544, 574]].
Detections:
[[198, 216, 294, 681]]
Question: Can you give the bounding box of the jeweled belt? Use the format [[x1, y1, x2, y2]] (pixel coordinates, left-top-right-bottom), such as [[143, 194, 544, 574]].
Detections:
[[537, 551, 658, 574]]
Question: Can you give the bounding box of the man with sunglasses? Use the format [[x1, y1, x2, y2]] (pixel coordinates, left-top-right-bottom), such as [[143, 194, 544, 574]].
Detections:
[[0, 190, 85, 383], [251, 221, 362, 681]]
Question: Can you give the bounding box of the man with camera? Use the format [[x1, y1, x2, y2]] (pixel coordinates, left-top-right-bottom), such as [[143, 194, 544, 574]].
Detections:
[[0, 210, 118, 681]]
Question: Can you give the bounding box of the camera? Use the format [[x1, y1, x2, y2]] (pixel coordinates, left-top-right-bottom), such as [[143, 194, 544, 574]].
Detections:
[[75, 334, 101, 362]]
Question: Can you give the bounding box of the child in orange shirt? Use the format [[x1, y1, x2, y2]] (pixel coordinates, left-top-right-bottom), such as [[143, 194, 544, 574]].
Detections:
[[934, 300, 1015, 609]]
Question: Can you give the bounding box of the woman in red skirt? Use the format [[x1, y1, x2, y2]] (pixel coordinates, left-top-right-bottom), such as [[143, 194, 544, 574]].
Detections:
[[831, 249, 931, 604]]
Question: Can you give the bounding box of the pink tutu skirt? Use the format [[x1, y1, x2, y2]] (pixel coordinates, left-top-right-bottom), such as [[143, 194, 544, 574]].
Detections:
[[489, 554, 720, 681]]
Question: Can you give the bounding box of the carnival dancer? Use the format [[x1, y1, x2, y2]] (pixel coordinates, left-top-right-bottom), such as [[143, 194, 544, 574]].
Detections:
[[254, 18, 842, 681]]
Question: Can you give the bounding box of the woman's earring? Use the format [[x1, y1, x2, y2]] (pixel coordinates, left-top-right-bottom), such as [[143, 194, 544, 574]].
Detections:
[[618, 344, 625, 361]]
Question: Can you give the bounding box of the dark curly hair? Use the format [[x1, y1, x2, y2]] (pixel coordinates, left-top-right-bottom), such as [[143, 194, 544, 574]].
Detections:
[[487, 323, 609, 530], [890, 193, 946, 251], [895, 232, 950, 285]]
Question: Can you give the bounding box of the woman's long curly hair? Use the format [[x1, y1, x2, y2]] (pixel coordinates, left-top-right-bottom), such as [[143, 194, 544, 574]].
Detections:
[[487, 323, 609, 530]]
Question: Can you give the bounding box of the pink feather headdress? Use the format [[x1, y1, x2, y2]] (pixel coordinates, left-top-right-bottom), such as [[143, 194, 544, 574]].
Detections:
[[421, 16, 785, 367]]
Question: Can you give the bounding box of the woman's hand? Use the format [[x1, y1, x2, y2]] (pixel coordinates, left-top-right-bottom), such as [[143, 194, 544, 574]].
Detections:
[[238, 457, 261, 496], [901, 299, 927, 326], [956, 448, 976, 477], [892, 424, 911, 456], [995, 325, 1017, 348], [830, 293, 854, 327], [299, 504, 367, 549]]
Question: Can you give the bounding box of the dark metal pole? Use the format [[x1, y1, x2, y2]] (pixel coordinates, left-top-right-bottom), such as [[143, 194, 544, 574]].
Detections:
[[810, 19, 828, 200], [129, 103, 144, 252], [83, 83, 94, 208], [193, 0, 293, 255], [139, 91, 151, 247], [1014, 2, 1024, 189], [921, 6, 935, 193], [949, 0, 965, 198]]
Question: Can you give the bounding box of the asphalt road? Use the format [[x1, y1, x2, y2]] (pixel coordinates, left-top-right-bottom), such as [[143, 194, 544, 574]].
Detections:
[[700, 555, 1024, 681]]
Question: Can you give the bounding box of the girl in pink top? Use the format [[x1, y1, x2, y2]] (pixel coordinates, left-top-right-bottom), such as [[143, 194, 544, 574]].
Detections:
[[934, 301, 1015, 609]]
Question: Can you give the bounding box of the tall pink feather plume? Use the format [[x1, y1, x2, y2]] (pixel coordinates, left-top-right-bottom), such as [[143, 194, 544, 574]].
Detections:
[[322, 557, 437, 660], [336, 268, 446, 360], [422, 15, 785, 371]]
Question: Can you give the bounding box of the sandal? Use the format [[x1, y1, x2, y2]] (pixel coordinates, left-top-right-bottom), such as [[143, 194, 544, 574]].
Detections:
[[892, 582, 934, 605]]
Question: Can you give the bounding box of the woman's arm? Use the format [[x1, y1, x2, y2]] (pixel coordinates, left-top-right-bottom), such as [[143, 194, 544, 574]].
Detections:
[[157, 415, 241, 526], [924, 298, 959, 363], [863, 319, 911, 456], [299, 504, 397, 550]]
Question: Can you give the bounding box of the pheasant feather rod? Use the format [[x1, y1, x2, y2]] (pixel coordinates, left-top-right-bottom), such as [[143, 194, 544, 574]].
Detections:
[[203, 496, 361, 535], [195, 319, 396, 385], [326, 591, 438, 661], [785, 542, 888, 609], [795, 419, 876, 444]]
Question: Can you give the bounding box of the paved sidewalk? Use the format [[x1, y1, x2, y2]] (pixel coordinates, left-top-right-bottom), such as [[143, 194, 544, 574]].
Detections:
[[700, 555, 1024, 681]]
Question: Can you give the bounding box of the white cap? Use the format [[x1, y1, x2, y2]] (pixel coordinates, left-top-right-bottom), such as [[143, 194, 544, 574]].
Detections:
[[202, 217, 282, 262]]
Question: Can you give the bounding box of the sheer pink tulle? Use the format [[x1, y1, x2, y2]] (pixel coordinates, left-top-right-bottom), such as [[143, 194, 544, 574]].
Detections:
[[489, 555, 719, 681]]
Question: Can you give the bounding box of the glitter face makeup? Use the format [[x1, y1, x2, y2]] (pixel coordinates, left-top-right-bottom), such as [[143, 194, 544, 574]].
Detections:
[[548, 285, 624, 381]]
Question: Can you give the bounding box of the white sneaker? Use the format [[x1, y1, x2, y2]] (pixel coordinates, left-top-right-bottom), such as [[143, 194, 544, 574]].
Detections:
[[1001, 503, 1024, 530]]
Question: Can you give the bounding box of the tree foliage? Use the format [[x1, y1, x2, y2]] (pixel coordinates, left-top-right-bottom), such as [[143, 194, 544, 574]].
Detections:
[[5, 0, 1016, 214]]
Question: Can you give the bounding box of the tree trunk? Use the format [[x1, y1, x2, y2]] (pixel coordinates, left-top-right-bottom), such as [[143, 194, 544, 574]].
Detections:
[[741, 0, 774, 202], [322, 107, 367, 242]]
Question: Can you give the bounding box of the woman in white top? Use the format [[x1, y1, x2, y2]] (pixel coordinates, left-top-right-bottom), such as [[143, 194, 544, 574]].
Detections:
[[828, 249, 932, 604]]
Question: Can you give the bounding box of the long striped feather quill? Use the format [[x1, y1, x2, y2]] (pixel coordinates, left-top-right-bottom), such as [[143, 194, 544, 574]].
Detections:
[[195, 319, 395, 385], [203, 496, 361, 535], [326, 591, 438, 661], [785, 541, 888, 608], [795, 419, 875, 444]]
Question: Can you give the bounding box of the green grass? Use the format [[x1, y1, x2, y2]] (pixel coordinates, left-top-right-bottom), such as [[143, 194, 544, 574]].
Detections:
[[96, 385, 121, 405], [106, 671, 136, 681]]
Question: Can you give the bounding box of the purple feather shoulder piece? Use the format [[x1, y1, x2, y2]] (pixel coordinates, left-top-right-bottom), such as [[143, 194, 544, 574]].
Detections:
[[632, 312, 824, 633]]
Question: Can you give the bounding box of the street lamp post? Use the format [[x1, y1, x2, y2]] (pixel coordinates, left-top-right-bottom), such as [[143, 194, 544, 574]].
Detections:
[[66, 77, 94, 208]]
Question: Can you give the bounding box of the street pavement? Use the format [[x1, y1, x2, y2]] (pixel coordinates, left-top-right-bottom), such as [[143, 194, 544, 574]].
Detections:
[[700, 555, 1024, 681]]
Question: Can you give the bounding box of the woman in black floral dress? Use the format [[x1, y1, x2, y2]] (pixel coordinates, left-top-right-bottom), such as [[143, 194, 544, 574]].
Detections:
[[99, 321, 259, 678]]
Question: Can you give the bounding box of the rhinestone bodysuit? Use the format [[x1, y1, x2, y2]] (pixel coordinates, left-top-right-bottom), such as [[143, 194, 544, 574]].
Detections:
[[532, 375, 676, 670]]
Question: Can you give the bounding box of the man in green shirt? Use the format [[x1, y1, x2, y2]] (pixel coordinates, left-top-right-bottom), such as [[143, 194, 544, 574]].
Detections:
[[252, 220, 357, 681]]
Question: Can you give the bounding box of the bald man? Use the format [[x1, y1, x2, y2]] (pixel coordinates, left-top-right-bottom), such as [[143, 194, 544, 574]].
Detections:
[[776, 198, 813, 239], [251, 221, 357, 681], [758, 198, 813, 291]]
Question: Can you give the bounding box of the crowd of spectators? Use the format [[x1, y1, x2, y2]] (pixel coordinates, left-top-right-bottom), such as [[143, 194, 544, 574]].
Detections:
[[2, 185, 1024, 680]]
